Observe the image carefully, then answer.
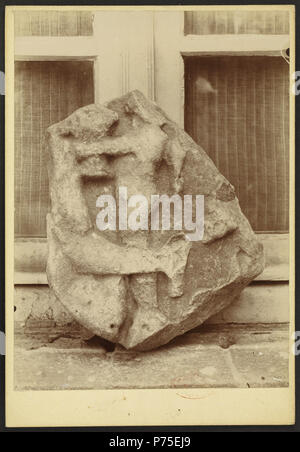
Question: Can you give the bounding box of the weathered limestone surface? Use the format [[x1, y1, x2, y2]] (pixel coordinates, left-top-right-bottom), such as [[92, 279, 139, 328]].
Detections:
[[46, 90, 264, 351]]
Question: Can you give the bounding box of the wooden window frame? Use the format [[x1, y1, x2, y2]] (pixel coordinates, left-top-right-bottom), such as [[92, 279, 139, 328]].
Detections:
[[14, 10, 291, 284]]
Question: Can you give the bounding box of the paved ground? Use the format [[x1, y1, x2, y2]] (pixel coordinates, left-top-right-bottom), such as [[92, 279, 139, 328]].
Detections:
[[14, 323, 289, 390]]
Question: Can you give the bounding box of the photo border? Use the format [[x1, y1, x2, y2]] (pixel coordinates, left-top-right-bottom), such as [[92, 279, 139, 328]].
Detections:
[[1, 0, 298, 432]]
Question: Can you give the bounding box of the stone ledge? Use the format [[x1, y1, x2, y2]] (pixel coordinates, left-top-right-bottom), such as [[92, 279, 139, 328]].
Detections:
[[14, 283, 290, 331], [14, 323, 289, 390], [14, 233, 289, 282]]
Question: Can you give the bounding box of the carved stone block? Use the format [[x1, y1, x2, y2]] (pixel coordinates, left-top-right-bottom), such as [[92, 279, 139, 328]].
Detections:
[[46, 90, 264, 351]]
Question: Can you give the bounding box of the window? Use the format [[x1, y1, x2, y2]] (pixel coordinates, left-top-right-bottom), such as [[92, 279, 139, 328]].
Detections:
[[15, 60, 94, 236], [184, 55, 289, 232], [184, 10, 289, 35], [14, 10, 93, 36], [154, 9, 290, 282], [14, 9, 99, 283]]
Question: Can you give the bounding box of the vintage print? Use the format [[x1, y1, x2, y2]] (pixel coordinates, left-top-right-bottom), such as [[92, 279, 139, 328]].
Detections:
[[6, 5, 295, 426]]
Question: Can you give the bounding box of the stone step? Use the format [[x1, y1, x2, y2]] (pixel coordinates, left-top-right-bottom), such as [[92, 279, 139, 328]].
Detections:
[[14, 323, 290, 391]]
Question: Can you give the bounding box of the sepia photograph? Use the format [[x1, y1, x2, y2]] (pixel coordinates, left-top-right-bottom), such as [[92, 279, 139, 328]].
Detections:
[[5, 4, 295, 427]]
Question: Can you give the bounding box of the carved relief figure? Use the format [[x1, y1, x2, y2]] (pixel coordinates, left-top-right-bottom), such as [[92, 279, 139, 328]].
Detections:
[[46, 90, 264, 351]]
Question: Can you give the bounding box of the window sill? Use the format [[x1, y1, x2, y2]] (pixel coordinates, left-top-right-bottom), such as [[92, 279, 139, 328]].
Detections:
[[14, 233, 289, 285]]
